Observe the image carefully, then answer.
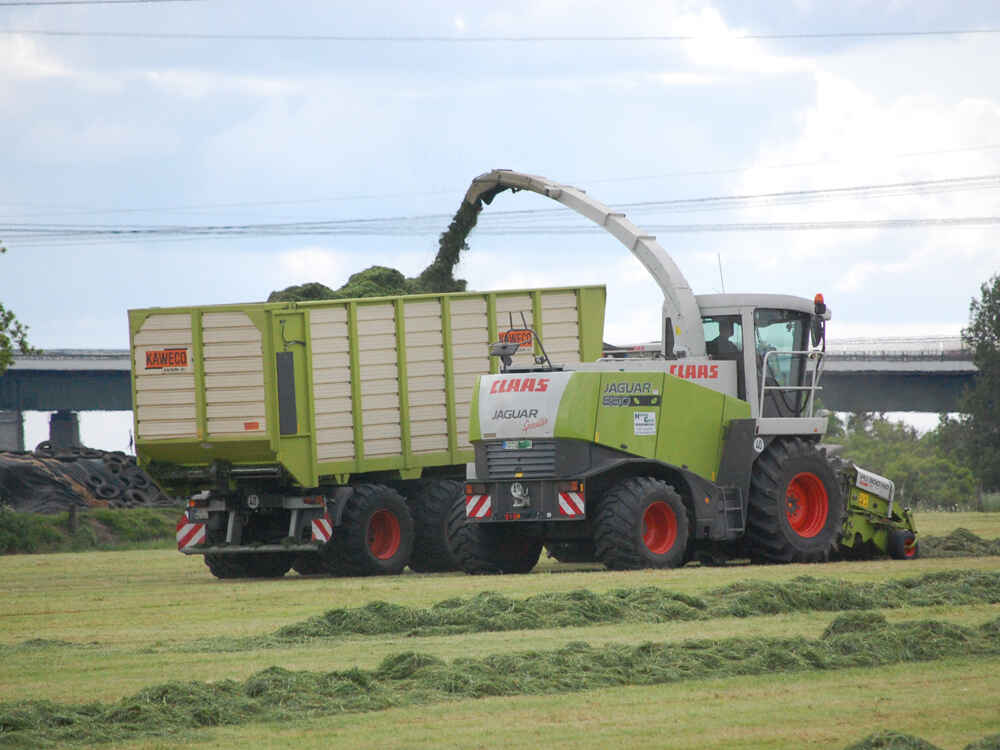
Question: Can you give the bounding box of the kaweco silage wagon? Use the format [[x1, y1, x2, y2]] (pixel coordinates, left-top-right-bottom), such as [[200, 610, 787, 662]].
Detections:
[[129, 285, 605, 578]]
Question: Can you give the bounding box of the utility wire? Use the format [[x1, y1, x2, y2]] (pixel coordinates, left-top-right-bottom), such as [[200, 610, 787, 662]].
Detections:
[[3, 28, 1000, 42], [0, 0, 197, 5]]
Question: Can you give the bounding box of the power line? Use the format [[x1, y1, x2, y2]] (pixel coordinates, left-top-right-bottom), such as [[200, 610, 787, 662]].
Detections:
[[3, 27, 1000, 42], [0, 0, 196, 5]]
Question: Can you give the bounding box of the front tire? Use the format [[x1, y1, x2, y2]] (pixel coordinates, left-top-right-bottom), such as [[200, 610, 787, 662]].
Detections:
[[323, 484, 414, 576], [745, 438, 844, 563], [593, 477, 690, 570], [888, 529, 919, 560]]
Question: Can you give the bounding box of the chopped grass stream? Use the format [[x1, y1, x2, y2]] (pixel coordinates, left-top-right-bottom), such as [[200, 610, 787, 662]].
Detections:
[[1, 613, 999, 748]]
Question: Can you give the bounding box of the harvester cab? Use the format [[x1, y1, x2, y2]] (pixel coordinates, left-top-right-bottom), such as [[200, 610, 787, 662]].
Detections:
[[452, 169, 917, 574]]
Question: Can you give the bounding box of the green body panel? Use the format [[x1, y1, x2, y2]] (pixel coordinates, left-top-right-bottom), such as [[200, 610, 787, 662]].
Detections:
[[840, 480, 918, 553], [130, 285, 606, 491], [547, 371, 752, 481]]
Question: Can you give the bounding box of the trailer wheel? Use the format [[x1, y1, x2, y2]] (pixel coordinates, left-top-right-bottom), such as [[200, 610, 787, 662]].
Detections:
[[323, 484, 414, 576], [407, 480, 463, 572], [545, 540, 597, 563], [593, 476, 690, 570], [204, 554, 252, 579], [745, 438, 844, 563], [888, 529, 919, 560], [446, 500, 542, 574]]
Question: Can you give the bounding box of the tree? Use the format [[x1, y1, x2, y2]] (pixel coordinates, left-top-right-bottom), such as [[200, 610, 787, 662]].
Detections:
[[0, 245, 35, 375], [960, 273, 1000, 491]]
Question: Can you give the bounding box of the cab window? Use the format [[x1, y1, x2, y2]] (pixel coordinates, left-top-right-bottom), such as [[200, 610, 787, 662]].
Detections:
[[754, 309, 811, 415]]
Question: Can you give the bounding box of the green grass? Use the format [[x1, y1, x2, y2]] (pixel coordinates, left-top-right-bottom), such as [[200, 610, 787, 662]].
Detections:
[[0, 507, 179, 554], [0, 519, 997, 748], [914, 511, 1000, 537]]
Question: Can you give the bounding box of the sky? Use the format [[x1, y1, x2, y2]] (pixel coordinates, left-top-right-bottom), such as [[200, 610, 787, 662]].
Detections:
[[2, 0, 999, 450]]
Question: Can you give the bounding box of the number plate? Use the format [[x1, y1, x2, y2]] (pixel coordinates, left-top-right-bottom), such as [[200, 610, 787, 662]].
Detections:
[[856, 492, 870, 509], [502, 440, 532, 450]]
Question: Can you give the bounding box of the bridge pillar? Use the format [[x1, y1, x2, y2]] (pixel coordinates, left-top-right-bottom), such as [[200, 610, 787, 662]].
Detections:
[[0, 410, 24, 452], [49, 410, 81, 451]]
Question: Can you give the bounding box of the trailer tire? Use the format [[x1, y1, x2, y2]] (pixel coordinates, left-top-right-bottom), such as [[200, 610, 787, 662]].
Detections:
[[745, 438, 844, 563], [446, 500, 542, 574], [593, 476, 690, 570], [407, 480, 463, 572], [204, 554, 252, 579], [545, 540, 597, 563], [204, 553, 293, 579], [888, 529, 919, 560], [323, 484, 414, 576]]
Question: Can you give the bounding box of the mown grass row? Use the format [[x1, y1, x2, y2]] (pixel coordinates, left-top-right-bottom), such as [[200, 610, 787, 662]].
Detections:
[[847, 731, 1000, 750], [1, 612, 998, 748], [150, 569, 1000, 651]]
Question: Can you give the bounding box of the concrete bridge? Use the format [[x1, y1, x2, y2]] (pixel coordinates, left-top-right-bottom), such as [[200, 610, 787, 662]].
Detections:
[[0, 338, 978, 450]]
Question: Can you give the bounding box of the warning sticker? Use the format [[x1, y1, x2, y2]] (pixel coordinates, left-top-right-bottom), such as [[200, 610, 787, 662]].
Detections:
[[634, 412, 656, 436], [142, 347, 192, 374]]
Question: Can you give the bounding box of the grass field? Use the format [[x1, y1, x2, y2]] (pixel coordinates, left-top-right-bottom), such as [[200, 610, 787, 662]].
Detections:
[[1, 512, 998, 749]]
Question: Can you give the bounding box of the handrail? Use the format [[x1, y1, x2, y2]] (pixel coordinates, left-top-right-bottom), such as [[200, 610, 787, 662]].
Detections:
[[758, 349, 826, 418]]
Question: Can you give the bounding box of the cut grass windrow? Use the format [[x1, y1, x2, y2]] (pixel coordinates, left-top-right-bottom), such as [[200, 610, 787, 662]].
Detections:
[[846, 732, 1000, 750], [920, 529, 1000, 558], [216, 569, 1000, 647], [1, 613, 998, 748]]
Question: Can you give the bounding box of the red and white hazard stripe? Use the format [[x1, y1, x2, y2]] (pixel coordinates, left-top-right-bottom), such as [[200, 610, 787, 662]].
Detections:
[[466, 494, 492, 518], [176, 518, 206, 550], [558, 491, 585, 518], [311, 513, 333, 543]]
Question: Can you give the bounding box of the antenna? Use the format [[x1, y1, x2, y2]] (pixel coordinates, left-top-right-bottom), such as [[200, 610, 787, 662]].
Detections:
[[717, 253, 726, 293]]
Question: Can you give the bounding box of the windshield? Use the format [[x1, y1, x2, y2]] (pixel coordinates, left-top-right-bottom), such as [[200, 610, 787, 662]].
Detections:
[[755, 308, 812, 415]]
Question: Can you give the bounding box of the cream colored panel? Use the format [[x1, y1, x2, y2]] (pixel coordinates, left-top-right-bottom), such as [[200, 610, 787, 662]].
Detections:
[[364, 408, 402, 426], [357, 303, 395, 322], [410, 419, 448, 437], [317, 439, 355, 461], [542, 321, 579, 338], [358, 363, 397, 380], [453, 357, 490, 375], [541, 291, 578, 306], [138, 421, 199, 439], [206, 386, 265, 404], [202, 341, 260, 359], [495, 295, 532, 313], [412, 435, 448, 453], [364, 423, 400, 440], [207, 403, 267, 419], [203, 312, 258, 328], [404, 300, 441, 318], [541, 306, 579, 323], [365, 438, 402, 457], [362, 378, 400, 397], [137, 314, 192, 331], [203, 357, 261, 374], [409, 389, 447, 407], [456, 417, 472, 447], [202, 327, 260, 344], [134, 328, 193, 346], [454, 386, 475, 406], [358, 334, 398, 351], [315, 411, 354, 430], [362, 393, 402, 410], [405, 346, 444, 364], [137, 404, 197, 422], [309, 336, 349, 355], [403, 331, 445, 348], [406, 362, 447, 379], [451, 329, 489, 346], [450, 299, 487, 315], [451, 313, 488, 330], [136, 389, 195, 407], [314, 383, 352, 399], [359, 349, 397, 367], [135, 374, 195, 392], [408, 374, 446, 392], [205, 371, 264, 389], [208, 418, 267, 435], [404, 315, 443, 333], [409, 404, 446, 421], [311, 307, 348, 325]]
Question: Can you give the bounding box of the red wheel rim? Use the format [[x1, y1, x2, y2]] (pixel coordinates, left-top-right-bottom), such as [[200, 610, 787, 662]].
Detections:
[[903, 536, 917, 558], [785, 472, 829, 538], [367, 509, 401, 560], [642, 501, 678, 555]]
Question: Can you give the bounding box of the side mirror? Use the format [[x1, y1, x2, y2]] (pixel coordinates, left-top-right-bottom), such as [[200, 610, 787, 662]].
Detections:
[[489, 341, 521, 372], [810, 317, 825, 349]]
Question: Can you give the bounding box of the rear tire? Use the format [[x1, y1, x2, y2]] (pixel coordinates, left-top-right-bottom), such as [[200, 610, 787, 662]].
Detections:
[[407, 480, 463, 572], [888, 529, 919, 560], [446, 500, 542, 574], [292, 552, 330, 575], [593, 477, 690, 570], [545, 540, 597, 563], [323, 484, 414, 576], [745, 438, 844, 563]]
